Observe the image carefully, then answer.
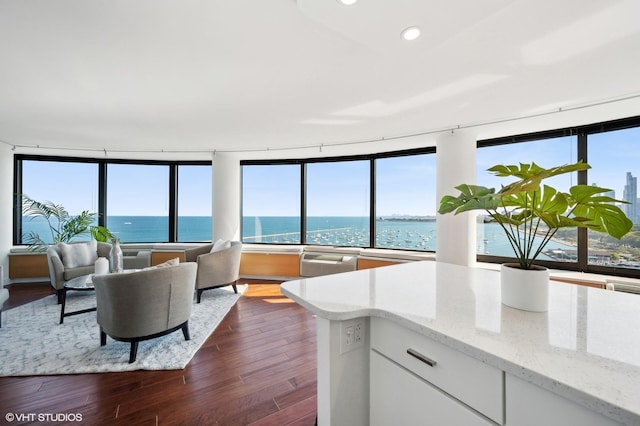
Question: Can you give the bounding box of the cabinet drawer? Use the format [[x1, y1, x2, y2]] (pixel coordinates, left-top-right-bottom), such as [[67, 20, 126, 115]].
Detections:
[[371, 317, 503, 424], [371, 351, 495, 426]]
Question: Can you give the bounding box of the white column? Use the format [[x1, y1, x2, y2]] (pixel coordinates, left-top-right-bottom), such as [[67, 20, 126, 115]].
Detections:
[[212, 153, 241, 241], [0, 145, 13, 283], [436, 130, 477, 266]]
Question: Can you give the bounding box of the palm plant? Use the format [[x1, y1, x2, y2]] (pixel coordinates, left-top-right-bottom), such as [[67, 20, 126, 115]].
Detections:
[[438, 162, 633, 269], [21, 195, 113, 251]]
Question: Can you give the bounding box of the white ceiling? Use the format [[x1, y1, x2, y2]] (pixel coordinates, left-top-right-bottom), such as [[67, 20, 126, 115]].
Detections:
[[1, 0, 639, 160]]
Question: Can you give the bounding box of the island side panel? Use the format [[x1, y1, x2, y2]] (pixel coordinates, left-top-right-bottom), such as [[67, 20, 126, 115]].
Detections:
[[316, 317, 369, 426]]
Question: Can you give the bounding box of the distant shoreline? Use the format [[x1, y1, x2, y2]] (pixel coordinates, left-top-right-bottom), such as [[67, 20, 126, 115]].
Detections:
[[377, 217, 436, 222]]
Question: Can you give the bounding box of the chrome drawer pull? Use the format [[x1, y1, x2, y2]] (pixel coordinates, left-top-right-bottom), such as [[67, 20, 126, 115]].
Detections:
[[407, 348, 437, 367]]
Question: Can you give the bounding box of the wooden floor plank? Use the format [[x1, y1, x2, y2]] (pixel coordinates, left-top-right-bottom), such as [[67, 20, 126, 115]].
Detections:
[[247, 395, 317, 426], [0, 281, 318, 425]]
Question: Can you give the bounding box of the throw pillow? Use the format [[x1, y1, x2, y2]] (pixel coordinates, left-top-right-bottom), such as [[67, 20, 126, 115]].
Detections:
[[143, 257, 180, 270], [210, 239, 231, 253], [59, 241, 98, 269]]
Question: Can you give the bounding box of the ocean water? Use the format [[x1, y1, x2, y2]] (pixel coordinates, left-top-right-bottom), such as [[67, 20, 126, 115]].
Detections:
[[20, 216, 212, 244], [20, 215, 574, 259], [242, 216, 574, 260]]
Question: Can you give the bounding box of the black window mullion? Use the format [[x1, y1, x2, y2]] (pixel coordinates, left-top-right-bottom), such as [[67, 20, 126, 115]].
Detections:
[[169, 165, 178, 242], [577, 131, 588, 272], [98, 161, 107, 228], [13, 157, 23, 245], [370, 159, 376, 248], [301, 163, 307, 244]]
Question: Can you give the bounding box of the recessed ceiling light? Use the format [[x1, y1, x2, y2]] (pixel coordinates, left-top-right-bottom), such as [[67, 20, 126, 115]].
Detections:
[[401, 26, 421, 41], [337, 0, 358, 5]]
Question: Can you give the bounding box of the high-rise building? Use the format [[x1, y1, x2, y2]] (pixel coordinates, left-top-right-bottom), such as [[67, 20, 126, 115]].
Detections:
[[623, 172, 638, 224]]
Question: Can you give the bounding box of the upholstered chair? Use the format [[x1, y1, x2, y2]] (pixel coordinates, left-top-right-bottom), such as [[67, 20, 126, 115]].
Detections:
[[195, 241, 242, 303], [47, 241, 111, 304], [92, 262, 197, 363]]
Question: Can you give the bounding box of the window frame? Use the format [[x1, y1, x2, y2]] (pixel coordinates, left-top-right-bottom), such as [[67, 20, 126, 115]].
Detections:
[[241, 147, 437, 249], [477, 115, 640, 278], [14, 154, 211, 244]]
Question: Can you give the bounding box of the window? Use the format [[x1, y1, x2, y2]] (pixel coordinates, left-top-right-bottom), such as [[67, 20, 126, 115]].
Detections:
[[375, 154, 436, 250], [20, 160, 99, 244], [15, 156, 212, 245], [587, 127, 640, 269], [242, 164, 301, 244], [177, 165, 212, 242], [306, 160, 370, 247], [476, 136, 577, 262], [107, 164, 170, 243]]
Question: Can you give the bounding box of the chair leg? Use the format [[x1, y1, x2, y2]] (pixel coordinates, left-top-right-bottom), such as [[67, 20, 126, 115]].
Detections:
[[182, 322, 191, 341], [59, 288, 67, 324], [100, 329, 107, 346], [232, 282, 238, 294], [129, 341, 139, 364], [196, 289, 203, 304]]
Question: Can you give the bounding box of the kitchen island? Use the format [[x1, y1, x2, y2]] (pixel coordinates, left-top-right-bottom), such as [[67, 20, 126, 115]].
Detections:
[[280, 261, 640, 426]]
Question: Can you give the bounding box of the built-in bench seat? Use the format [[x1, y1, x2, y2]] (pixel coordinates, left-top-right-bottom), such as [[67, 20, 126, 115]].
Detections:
[[240, 244, 304, 279], [121, 243, 214, 264]]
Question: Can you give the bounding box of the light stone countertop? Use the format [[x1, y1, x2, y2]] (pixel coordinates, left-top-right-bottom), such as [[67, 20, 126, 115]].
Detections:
[[280, 261, 640, 426]]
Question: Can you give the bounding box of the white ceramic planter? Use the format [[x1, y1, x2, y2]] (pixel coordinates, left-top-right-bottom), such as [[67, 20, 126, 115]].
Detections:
[[500, 263, 549, 312]]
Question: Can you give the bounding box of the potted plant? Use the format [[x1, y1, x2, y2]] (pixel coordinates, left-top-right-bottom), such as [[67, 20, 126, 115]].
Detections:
[[438, 161, 633, 311], [21, 195, 114, 251]]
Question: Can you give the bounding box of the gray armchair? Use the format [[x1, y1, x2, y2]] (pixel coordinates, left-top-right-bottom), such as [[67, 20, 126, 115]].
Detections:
[[47, 241, 151, 303], [195, 241, 242, 303], [92, 262, 197, 363], [47, 241, 111, 304]]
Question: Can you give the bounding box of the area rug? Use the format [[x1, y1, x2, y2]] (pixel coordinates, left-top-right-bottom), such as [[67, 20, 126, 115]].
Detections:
[[0, 285, 246, 376]]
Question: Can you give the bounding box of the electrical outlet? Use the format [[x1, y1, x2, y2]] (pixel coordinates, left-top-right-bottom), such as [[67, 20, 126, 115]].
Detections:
[[354, 321, 363, 343], [340, 318, 365, 354], [345, 325, 354, 345]]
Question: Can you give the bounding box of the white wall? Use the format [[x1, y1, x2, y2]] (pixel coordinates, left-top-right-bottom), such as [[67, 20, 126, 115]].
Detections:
[[436, 130, 477, 266], [213, 153, 241, 241], [0, 145, 12, 283]]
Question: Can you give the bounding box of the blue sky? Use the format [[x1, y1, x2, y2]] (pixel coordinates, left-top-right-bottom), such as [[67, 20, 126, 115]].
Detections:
[[242, 155, 437, 217], [477, 127, 640, 201], [21, 126, 639, 217], [21, 162, 211, 216]]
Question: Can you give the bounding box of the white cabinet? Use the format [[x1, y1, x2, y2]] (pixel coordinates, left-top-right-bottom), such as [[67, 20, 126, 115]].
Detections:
[[370, 350, 496, 426], [370, 317, 503, 425], [505, 374, 622, 426], [369, 318, 625, 426]]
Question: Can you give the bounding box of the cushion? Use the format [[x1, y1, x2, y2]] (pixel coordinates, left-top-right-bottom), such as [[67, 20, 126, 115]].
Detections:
[[59, 241, 98, 269], [143, 257, 180, 270], [210, 239, 231, 253]]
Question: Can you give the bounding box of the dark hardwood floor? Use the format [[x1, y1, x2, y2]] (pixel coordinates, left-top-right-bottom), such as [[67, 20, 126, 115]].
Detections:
[[0, 280, 318, 425]]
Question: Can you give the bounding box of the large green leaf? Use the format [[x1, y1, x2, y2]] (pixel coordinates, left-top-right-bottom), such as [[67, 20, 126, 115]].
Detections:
[[91, 225, 115, 242], [438, 184, 499, 214], [495, 162, 590, 196], [569, 185, 633, 239]]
